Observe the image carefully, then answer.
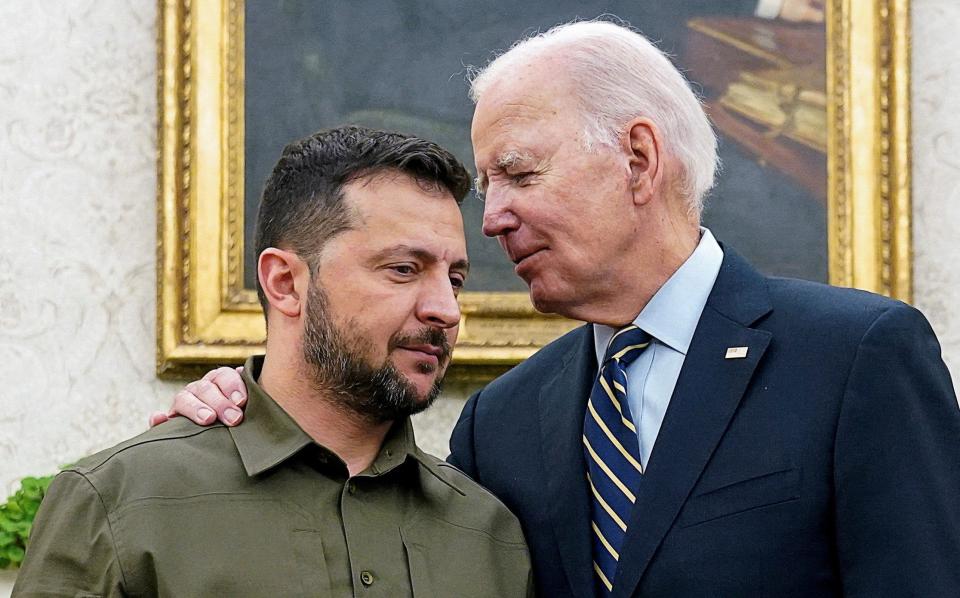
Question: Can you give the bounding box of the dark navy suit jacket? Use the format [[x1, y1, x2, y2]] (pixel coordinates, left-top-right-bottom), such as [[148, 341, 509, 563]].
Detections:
[[449, 249, 960, 597]]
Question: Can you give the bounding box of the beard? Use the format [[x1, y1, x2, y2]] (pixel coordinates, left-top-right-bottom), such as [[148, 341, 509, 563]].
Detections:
[[301, 282, 451, 423]]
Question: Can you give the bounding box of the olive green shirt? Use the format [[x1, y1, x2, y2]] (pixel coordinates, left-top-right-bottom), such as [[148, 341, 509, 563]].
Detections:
[[14, 357, 532, 597]]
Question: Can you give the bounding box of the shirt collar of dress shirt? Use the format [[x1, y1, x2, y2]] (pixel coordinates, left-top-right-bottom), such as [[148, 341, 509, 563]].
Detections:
[[593, 228, 724, 364], [230, 355, 459, 492]]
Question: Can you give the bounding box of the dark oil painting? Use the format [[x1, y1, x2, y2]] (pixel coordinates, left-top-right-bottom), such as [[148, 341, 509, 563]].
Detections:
[[243, 2, 827, 292]]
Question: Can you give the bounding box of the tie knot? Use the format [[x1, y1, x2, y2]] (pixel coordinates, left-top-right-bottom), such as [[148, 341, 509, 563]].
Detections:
[[603, 325, 652, 367]]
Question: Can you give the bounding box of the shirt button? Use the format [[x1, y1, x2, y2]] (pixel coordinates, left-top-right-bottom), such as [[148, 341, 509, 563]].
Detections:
[[360, 570, 375, 586], [347, 481, 356, 495]]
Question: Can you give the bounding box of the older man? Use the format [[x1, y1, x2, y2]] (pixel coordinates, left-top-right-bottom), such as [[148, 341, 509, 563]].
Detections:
[[161, 21, 959, 598], [15, 127, 531, 597]]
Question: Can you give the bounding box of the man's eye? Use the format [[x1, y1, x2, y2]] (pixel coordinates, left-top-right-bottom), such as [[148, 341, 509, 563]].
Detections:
[[390, 265, 416, 276], [450, 276, 465, 290], [511, 172, 534, 185]]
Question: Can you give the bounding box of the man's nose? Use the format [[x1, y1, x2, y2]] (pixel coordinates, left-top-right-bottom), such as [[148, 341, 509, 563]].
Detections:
[[417, 277, 461, 329], [481, 188, 521, 238]]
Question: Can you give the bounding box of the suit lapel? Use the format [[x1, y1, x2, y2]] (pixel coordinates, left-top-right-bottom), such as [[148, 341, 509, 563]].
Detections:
[[612, 249, 774, 598], [539, 325, 597, 598]]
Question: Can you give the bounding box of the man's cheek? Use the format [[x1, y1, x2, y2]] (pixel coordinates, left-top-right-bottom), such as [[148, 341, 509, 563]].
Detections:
[[447, 326, 460, 350]]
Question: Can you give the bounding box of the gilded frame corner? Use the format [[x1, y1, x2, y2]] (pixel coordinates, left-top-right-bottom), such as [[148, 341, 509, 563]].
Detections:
[[157, 0, 912, 378]]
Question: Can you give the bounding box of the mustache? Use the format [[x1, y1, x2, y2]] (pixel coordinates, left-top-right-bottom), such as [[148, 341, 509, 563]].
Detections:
[[390, 327, 453, 363]]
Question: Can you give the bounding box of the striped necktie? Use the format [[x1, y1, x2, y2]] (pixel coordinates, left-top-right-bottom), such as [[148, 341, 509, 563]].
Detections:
[[583, 324, 651, 595]]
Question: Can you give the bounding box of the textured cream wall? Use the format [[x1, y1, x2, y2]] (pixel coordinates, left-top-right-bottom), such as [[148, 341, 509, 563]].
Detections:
[[0, 0, 958, 591], [912, 0, 960, 387], [0, 2, 178, 490]]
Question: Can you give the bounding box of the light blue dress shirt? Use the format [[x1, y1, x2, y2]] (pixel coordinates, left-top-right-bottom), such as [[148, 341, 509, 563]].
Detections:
[[593, 228, 724, 469]]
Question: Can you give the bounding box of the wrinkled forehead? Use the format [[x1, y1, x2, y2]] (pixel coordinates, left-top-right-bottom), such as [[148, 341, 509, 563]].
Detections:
[[471, 85, 584, 162], [473, 58, 579, 124]]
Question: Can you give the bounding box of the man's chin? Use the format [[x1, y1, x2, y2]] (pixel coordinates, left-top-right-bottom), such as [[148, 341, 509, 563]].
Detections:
[[403, 368, 444, 398], [528, 276, 592, 319], [528, 283, 562, 316], [406, 362, 449, 404]]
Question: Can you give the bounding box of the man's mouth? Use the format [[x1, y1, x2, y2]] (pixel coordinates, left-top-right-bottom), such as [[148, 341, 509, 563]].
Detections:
[[391, 328, 452, 370], [510, 247, 547, 276], [510, 246, 546, 266], [399, 344, 445, 363]]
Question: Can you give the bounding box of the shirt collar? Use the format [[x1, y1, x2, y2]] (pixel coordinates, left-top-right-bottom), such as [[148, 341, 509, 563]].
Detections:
[[230, 356, 458, 493], [594, 228, 724, 362]]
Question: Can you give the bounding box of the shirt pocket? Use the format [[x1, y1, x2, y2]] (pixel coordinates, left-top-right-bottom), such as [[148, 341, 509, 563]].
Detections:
[[400, 516, 531, 598], [677, 466, 801, 529], [113, 494, 330, 597]]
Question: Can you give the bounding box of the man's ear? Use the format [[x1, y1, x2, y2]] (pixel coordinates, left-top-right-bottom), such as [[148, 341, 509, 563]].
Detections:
[[258, 248, 308, 319], [622, 118, 662, 206]]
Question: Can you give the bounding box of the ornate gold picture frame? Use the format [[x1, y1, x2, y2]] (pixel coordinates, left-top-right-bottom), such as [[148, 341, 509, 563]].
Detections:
[[157, 0, 911, 378]]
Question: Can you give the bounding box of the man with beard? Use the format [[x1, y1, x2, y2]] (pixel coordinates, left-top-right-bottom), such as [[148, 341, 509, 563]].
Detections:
[[158, 19, 959, 598], [13, 126, 532, 597]]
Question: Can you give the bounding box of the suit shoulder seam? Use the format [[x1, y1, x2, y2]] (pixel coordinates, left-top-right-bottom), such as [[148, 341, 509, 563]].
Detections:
[[832, 303, 899, 483]]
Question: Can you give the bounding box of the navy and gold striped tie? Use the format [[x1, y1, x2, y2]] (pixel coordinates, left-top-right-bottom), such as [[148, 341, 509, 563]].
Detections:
[[583, 324, 651, 595]]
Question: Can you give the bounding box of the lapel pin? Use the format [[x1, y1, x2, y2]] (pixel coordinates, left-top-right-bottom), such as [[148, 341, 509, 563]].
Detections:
[[725, 346, 749, 359]]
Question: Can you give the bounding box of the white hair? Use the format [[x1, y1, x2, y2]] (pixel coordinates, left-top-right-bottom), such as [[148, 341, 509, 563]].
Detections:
[[469, 20, 719, 215]]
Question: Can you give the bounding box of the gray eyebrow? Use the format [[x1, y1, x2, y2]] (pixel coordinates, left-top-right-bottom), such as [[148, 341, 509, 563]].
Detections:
[[495, 150, 533, 169], [476, 150, 534, 196]]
